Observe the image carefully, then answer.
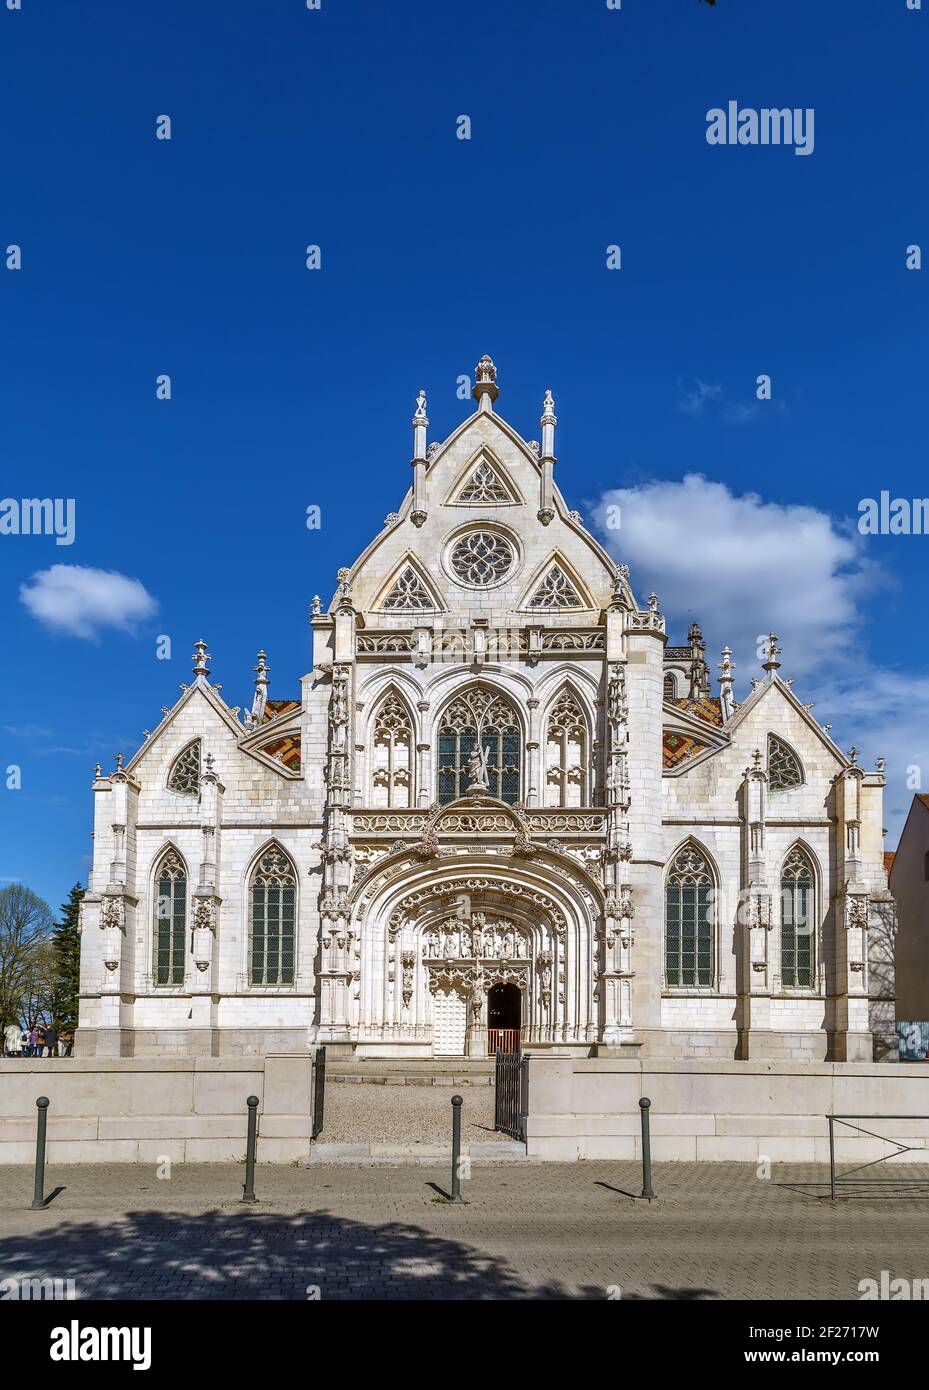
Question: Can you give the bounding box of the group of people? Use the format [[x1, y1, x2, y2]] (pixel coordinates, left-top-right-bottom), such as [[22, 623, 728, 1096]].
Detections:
[[3, 1022, 72, 1057]]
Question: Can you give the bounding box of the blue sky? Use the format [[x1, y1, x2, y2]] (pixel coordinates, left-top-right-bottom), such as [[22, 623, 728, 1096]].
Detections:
[[1, 0, 927, 910]]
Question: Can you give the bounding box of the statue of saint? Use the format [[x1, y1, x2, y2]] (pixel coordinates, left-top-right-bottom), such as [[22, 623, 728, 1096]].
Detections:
[[466, 744, 489, 791]]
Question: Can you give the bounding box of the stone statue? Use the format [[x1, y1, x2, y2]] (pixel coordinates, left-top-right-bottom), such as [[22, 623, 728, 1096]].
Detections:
[[466, 744, 489, 791]]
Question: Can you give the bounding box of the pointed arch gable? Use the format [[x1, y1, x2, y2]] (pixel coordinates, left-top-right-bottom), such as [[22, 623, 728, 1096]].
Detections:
[[443, 445, 524, 507], [517, 552, 595, 612], [372, 554, 447, 613]]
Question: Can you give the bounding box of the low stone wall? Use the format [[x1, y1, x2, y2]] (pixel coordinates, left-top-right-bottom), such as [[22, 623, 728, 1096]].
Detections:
[[0, 1055, 312, 1163], [525, 1057, 929, 1162]]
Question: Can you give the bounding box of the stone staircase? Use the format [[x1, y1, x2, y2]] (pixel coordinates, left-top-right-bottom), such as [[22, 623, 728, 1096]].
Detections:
[[326, 1058, 495, 1086]]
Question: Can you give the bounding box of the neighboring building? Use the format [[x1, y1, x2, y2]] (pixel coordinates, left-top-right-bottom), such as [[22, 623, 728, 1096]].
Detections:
[[889, 798, 929, 1025], [76, 356, 895, 1061]]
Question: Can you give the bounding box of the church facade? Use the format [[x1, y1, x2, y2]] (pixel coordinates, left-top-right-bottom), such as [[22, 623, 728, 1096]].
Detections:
[[76, 357, 896, 1062]]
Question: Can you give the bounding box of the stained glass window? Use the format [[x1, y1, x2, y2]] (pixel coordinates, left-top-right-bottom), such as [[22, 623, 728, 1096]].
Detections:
[[665, 844, 714, 987], [154, 849, 186, 986], [168, 741, 200, 795], [768, 734, 803, 791], [781, 846, 814, 988], [437, 688, 520, 804], [449, 531, 513, 586], [250, 847, 296, 986]]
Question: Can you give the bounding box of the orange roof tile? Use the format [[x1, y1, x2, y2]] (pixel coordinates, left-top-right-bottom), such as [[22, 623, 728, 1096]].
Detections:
[[663, 730, 708, 770], [671, 696, 724, 728]]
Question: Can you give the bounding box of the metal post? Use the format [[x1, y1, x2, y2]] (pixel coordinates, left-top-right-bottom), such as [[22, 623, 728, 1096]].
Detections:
[[828, 1115, 835, 1202], [242, 1095, 259, 1203], [639, 1096, 654, 1200], [449, 1094, 464, 1203], [30, 1097, 50, 1211]]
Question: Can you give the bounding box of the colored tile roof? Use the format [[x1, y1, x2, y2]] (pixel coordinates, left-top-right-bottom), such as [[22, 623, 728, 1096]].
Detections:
[[884, 851, 896, 874], [258, 734, 301, 772], [670, 696, 724, 728], [663, 730, 708, 770], [261, 699, 301, 723]]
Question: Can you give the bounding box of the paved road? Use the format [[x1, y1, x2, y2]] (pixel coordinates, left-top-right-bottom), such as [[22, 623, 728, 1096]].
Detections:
[[1, 1161, 927, 1300]]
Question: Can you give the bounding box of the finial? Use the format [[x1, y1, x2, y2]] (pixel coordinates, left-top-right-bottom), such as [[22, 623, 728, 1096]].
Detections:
[[205, 751, 215, 772], [848, 746, 859, 767], [142, 729, 151, 739], [752, 748, 763, 768], [541, 389, 556, 422], [94, 762, 102, 779], [311, 594, 322, 616], [823, 724, 832, 733], [875, 756, 886, 774], [251, 650, 270, 723], [413, 389, 428, 422], [648, 592, 660, 614], [192, 638, 211, 678], [161, 706, 170, 716], [761, 633, 781, 673], [472, 354, 499, 409], [115, 752, 123, 771], [689, 621, 704, 647], [718, 646, 736, 722]]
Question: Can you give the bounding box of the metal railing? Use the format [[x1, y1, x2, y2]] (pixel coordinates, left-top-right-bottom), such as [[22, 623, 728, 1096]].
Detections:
[[827, 1114, 929, 1200], [494, 1049, 529, 1140], [311, 1046, 326, 1140], [487, 1027, 520, 1054]]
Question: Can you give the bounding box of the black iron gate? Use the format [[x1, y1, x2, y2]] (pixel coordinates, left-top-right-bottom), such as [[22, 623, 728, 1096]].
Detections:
[[311, 1045, 326, 1140], [494, 1048, 529, 1141]]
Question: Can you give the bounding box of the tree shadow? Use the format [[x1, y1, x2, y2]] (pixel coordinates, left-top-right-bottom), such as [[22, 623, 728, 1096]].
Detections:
[[0, 1207, 616, 1300]]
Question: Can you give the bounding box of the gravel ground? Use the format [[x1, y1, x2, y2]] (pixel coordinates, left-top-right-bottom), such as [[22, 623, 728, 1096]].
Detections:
[[323, 1081, 507, 1143]]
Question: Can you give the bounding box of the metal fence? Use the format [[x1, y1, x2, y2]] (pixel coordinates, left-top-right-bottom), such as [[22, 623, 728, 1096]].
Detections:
[[311, 1046, 326, 1140], [827, 1113, 929, 1199], [494, 1049, 529, 1141]]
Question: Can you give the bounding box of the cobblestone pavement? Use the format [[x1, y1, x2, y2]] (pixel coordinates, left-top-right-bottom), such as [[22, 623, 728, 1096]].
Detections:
[[1, 1162, 927, 1300], [324, 1080, 507, 1143]]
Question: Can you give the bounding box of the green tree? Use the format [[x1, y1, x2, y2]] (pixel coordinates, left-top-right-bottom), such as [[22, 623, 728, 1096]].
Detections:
[[0, 883, 54, 1034], [50, 883, 84, 1032]]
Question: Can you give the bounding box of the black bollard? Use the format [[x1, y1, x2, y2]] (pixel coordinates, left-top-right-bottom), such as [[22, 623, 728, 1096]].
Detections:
[[639, 1096, 655, 1200], [30, 1097, 50, 1211], [449, 1094, 465, 1203], [241, 1095, 259, 1203]]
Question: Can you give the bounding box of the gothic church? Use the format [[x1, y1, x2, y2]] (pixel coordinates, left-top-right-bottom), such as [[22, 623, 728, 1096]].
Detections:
[[76, 356, 895, 1061]]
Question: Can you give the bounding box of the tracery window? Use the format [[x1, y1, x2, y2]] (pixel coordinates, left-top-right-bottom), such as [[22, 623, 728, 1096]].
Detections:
[[249, 847, 296, 986], [780, 846, 814, 988], [455, 460, 511, 504], [168, 740, 200, 795], [544, 689, 588, 807], [449, 531, 514, 586], [665, 844, 715, 988], [154, 849, 186, 986], [767, 734, 803, 791], [437, 688, 520, 804], [370, 692, 412, 808], [380, 565, 436, 611], [527, 564, 583, 609]]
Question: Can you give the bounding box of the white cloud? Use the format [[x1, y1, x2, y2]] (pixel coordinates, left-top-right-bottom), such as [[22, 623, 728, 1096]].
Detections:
[[591, 474, 924, 841], [19, 564, 158, 640], [677, 379, 723, 416]]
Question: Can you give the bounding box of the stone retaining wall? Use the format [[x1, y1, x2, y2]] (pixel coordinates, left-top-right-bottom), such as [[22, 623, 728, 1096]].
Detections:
[[0, 1055, 312, 1163], [525, 1057, 929, 1162]]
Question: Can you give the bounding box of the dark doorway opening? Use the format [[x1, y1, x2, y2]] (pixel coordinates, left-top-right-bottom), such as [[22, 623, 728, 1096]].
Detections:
[[487, 982, 521, 1053]]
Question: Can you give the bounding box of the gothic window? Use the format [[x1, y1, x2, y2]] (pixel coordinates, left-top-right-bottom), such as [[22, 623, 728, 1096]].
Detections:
[[767, 734, 803, 791], [454, 459, 511, 504], [449, 531, 514, 586], [780, 846, 814, 988], [544, 689, 588, 807], [665, 844, 715, 988], [167, 740, 200, 795], [437, 688, 520, 805], [663, 674, 677, 700], [154, 849, 186, 986], [380, 565, 436, 611], [370, 692, 413, 808], [527, 564, 583, 610], [249, 847, 296, 986]]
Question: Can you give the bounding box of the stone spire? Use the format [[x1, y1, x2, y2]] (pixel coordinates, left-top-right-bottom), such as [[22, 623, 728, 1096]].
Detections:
[[251, 650, 270, 724], [410, 388, 428, 528], [761, 633, 781, 675], [192, 639, 211, 679], [472, 354, 499, 411], [718, 646, 736, 721], [538, 388, 557, 526]]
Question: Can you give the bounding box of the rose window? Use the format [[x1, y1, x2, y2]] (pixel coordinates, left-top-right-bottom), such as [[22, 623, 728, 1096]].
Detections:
[[449, 531, 513, 585]]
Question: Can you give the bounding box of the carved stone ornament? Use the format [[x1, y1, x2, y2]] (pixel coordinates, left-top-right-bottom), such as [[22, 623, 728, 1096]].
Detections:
[[844, 896, 870, 931]]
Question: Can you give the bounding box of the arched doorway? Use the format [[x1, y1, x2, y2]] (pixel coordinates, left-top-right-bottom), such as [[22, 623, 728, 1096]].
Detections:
[[487, 981, 521, 1054]]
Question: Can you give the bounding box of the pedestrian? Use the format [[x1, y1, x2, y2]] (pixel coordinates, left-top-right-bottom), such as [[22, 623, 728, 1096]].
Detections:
[[20, 1030, 29, 1056], [44, 1023, 59, 1058], [3, 1022, 21, 1057], [29, 1026, 42, 1058], [59, 1029, 74, 1057]]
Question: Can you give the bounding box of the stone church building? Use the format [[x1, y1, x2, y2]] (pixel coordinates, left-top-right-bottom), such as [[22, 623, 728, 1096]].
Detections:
[[76, 356, 895, 1062]]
